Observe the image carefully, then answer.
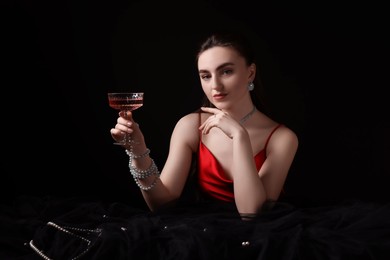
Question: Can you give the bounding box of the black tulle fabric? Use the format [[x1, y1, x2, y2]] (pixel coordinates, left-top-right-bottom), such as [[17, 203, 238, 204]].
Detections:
[[1, 196, 390, 260]]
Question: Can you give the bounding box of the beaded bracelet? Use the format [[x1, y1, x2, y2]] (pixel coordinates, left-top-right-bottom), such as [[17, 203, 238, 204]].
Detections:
[[125, 148, 160, 191], [129, 159, 159, 179], [133, 172, 160, 191], [125, 148, 150, 159]]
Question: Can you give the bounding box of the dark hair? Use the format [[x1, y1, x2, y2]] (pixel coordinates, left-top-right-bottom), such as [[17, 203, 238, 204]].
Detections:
[[195, 31, 269, 114]]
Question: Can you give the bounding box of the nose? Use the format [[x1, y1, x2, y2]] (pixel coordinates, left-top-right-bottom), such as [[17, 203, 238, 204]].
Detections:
[[211, 77, 223, 91]]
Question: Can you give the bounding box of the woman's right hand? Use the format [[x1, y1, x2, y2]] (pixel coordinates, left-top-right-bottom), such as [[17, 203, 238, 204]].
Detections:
[[110, 111, 145, 150]]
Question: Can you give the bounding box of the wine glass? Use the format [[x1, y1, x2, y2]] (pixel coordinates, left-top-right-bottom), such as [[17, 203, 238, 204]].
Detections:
[[108, 92, 144, 145]]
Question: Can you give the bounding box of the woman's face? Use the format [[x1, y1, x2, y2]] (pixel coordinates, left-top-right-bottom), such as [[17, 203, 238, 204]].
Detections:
[[197, 46, 255, 109]]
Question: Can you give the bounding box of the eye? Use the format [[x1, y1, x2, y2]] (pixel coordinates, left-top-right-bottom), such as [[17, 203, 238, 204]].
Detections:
[[200, 74, 211, 80], [222, 69, 233, 75]]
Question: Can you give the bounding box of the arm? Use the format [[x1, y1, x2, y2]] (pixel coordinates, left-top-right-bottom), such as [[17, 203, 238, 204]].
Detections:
[[257, 126, 299, 201], [199, 107, 266, 214], [199, 108, 298, 215], [233, 126, 298, 215], [231, 130, 267, 214], [111, 111, 199, 211]]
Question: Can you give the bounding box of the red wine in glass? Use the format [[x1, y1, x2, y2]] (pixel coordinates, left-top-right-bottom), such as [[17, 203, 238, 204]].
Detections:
[[108, 92, 144, 145]]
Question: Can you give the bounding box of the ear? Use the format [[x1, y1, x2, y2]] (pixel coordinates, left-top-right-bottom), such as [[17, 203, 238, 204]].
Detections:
[[248, 63, 256, 81]]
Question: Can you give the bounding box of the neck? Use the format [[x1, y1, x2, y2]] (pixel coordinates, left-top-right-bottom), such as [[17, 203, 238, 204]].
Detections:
[[240, 106, 256, 124]]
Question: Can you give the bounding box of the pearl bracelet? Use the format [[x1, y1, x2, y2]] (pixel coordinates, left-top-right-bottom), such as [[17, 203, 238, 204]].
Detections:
[[129, 159, 159, 179], [133, 173, 160, 191], [125, 148, 160, 191], [125, 148, 150, 159]]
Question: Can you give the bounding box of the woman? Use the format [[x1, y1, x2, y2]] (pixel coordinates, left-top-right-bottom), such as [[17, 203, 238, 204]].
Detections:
[[23, 31, 390, 260], [110, 31, 299, 216]]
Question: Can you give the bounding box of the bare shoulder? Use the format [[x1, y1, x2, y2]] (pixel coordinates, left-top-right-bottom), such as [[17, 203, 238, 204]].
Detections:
[[171, 112, 201, 152], [268, 124, 299, 152], [275, 124, 298, 138], [175, 112, 201, 130]]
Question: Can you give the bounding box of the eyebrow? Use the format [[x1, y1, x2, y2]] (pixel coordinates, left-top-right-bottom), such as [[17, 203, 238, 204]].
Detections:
[[198, 62, 235, 74]]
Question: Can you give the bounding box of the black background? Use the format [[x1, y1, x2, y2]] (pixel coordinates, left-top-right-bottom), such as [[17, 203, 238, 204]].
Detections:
[[1, 0, 389, 207]]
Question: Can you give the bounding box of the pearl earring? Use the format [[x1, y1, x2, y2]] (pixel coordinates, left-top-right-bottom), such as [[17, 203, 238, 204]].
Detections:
[[248, 82, 254, 91]]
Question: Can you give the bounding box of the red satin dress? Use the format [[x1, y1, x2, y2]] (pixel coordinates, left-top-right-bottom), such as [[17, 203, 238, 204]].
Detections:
[[197, 124, 282, 202]]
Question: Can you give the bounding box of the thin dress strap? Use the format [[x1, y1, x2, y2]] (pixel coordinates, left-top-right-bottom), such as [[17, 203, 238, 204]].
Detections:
[[198, 112, 202, 139], [263, 124, 283, 151]]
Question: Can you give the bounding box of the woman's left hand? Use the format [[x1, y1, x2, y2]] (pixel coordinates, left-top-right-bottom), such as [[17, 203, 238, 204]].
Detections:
[[199, 107, 244, 139]]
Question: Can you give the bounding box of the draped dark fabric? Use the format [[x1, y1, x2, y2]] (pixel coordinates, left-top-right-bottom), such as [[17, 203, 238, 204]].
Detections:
[[1, 196, 390, 260]]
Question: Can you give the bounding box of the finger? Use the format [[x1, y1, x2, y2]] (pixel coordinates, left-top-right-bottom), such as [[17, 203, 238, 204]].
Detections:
[[200, 107, 220, 114], [199, 113, 214, 130], [201, 118, 215, 135], [119, 110, 133, 118], [202, 122, 213, 135], [115, 124, 133, 133], [110, 128, 127, 140], [117, 116, 132, 126]]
